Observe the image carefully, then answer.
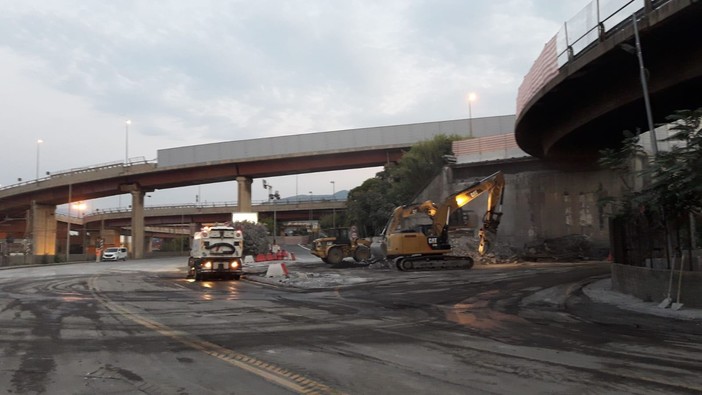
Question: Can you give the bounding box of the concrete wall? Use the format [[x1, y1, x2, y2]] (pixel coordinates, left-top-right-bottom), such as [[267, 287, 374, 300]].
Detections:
[[508, 169, 620, 247], [611, 263, 702, 308], [446, 165, 624, 252]]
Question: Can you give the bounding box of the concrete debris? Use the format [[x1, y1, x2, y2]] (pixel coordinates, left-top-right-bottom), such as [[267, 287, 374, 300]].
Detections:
[[449, 232, 520, 265], [520, 234, 604, 262], [358, 232, 604, 267]]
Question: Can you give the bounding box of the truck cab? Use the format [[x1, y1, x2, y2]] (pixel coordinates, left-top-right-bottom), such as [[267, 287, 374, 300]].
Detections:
[[188, 225, 244, 281]]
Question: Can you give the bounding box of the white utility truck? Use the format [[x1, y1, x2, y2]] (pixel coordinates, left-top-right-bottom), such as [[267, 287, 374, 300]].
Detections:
[[188, 224, 244, 281]]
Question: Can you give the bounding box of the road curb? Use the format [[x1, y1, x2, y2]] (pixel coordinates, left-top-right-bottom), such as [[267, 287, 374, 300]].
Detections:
[[583, 278, 702, 321]]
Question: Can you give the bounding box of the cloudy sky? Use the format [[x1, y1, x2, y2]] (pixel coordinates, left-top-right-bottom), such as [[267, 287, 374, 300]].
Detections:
[[0, 0, 586, 209]]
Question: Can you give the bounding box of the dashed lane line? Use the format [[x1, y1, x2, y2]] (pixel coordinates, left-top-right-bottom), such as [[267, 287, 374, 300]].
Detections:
[[89, 275, 344, 395]]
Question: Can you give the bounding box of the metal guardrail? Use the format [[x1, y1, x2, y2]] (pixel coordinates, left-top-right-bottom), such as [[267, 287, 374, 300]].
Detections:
[[556, 0, 673, 67], [0, 157, 155, 191], [517, 0, 675, 117]]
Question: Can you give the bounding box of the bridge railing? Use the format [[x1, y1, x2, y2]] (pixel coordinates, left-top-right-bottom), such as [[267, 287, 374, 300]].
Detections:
[[0, 157, 155, 191], [556, 0, 639, 67], [78, 197, 346, 216], [517, 0, 674, 118], [50, 156, 155, 178]]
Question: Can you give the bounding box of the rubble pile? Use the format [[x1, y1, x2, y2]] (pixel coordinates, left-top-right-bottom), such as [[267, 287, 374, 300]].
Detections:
[[520, 234, 598, 261], [449, 230, 520, 265]]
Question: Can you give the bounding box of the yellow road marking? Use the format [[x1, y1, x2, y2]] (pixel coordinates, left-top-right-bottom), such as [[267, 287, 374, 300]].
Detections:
[[89, 276, 343, 395]]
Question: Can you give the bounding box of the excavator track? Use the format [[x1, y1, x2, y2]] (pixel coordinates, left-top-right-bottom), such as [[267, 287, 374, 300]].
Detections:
[[394, 255, 474, 271]]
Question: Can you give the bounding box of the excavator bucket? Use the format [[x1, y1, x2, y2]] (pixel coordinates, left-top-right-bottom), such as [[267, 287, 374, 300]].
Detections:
[[370, 238, 388, 260]]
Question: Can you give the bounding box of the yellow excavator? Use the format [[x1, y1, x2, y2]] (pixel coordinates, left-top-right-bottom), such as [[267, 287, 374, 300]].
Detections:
[[371, 171, 505, 271]]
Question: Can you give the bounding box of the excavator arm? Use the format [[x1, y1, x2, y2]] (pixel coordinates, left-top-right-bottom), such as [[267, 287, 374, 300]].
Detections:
[[433, 171, 505, 255], [373, 170, 506, 270]]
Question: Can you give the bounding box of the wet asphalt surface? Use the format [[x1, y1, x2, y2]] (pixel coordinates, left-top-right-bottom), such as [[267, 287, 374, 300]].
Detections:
[[1, 255, 701, 394]]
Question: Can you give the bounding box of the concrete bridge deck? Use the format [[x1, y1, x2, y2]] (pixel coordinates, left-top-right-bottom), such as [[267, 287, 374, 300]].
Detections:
[[515, 0, 702, 162]]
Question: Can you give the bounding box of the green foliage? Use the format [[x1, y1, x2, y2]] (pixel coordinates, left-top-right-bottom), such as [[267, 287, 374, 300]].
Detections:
[[318, 212, 345, 231], [233, 221, 269, 255], [598, 108, 702, 222], [385, 134, 459, 205], [345, 177, 395, 236], [598, 130, 645, 188], [160, 237, 188, 252], [258, 217, 273, 235], [345, 134, 460, 235], [648, 108, 702, 218], [597, 131, 646, 216]]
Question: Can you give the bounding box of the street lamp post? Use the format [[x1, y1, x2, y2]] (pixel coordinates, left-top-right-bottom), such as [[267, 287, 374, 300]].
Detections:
[[330, 181, 336, 228], [309, 191, 313, 221], [180, 211, 185, 256], [36, 139, 43, 181], [66, 184, 72, 262], [262, 180, 280, 240], [125, 120, 131, 165], [466, 93, 477, 138], [631, 14, 658, 154]]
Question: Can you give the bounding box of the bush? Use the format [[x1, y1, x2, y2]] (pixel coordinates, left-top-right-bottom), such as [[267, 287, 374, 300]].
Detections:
[[233, 221, 269, 255]]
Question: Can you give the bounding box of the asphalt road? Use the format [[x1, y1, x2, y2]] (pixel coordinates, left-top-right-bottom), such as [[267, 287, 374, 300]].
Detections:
[[1, 255, 701, 394]]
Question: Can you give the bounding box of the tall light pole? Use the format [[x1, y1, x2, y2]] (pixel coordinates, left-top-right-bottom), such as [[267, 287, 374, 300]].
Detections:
[[36, 139, 43, 181], [125, 119, 131, 165], [631, 14, 658, 154], [262, 180, 280, 240], [466, 92, 477, 138], [73, 201, 87, 260], [330, 181, 336, 228], [66, 184, 72, 262]]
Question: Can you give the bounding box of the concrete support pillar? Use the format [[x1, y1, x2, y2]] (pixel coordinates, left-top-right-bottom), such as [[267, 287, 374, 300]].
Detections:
[[121, 183, 148, 260], [30, 202, 57, 263], [131, 189, 145, 259], [237, 176, 253, 212]]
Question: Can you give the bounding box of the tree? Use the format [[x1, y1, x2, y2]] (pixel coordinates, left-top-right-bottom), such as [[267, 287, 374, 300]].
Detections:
[[385, 134, 459, 205], [345, 134, 460, 235], [597, 131, 647, 216], [648, 108, 702, 217], [318, 212, 346, 231], [599, 108, 702, 217], [599, 108, 702, 267], [345, 177, 395, 236], [233, 221, 269, 255], [160, 236, 189, 252]]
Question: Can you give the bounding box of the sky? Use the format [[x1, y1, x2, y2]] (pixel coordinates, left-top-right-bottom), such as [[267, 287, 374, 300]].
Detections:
[[0, 0, 587, 211]]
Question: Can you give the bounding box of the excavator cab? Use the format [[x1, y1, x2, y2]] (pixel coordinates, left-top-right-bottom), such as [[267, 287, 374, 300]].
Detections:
[[371, 171, 505, 271]]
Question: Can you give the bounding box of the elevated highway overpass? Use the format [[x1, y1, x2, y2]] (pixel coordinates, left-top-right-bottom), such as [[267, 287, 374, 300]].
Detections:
[[0, 115, 515, 261], [32, 200, 347, 261], [84, 199, 346, 230], [515, 0, 702, 162]]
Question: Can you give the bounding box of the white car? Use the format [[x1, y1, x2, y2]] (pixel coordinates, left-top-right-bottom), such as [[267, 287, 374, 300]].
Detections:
[[101, 247, 128, 261]]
